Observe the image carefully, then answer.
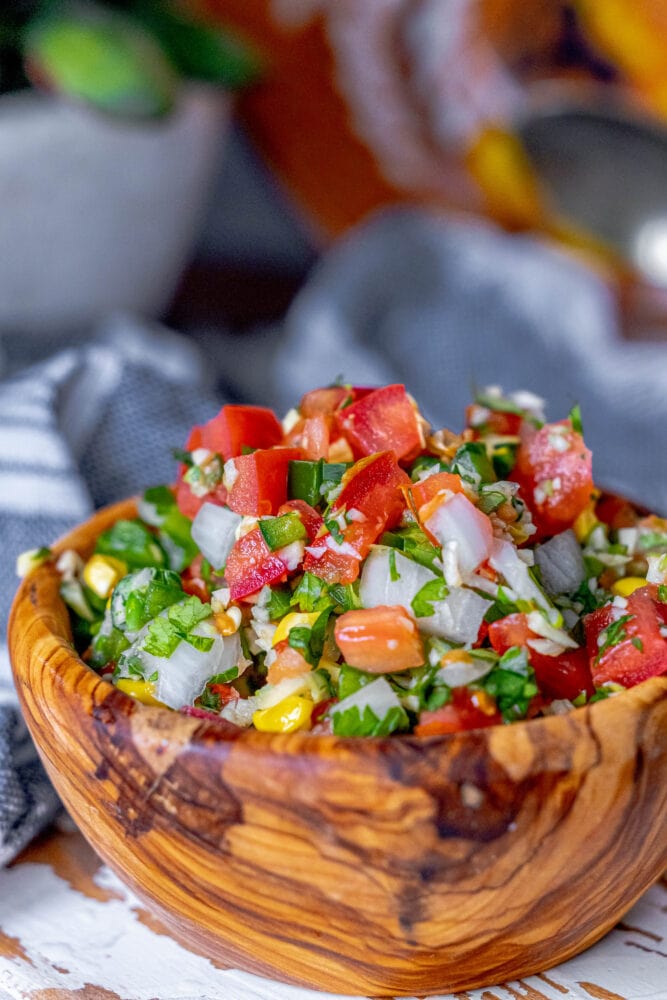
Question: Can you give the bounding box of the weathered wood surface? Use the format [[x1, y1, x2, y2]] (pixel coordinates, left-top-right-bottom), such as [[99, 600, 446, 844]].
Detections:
[[1, 826, 666, 1000], [7, 500, 667, 997]]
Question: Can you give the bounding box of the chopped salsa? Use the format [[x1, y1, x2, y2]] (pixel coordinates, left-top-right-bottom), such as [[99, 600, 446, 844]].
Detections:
[[33, 384, 667, 736]]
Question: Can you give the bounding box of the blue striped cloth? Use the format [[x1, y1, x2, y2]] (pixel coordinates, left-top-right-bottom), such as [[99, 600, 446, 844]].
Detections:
[[3, 209, 667, 865], [0, 315, 226, 865]]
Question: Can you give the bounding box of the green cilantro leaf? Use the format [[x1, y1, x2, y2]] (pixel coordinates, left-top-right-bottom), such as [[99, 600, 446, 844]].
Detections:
[[411, 578, 449, 618]]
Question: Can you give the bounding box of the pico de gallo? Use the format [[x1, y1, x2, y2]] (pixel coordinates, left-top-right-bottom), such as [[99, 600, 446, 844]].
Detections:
[[24, 383, 667, 737]]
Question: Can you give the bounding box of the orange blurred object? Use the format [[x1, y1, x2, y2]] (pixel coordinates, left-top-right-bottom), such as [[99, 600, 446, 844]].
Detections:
[[191, 0, 667, 256]]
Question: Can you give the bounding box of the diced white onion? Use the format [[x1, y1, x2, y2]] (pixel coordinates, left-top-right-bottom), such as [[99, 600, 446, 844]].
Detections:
[[437, 657, 493, 688], [359, 546, 437, 610], [543, 699, 576, 715], [419, 587, 491, 646], [223, 458, 239, 490], [155, 625, 241, 710], [526, 610, 578, 649], [276, 540, 305, 571], [254, 675, 311, 709], [210, 587, 230, 612], [191, 502, 242, 569], [220, 696, 258, 727], [330, 677, 401, 721], [534, 530, 585, 596], [490, 539, 553, 615], [424, 493, 493, 577], [125, 621, 241, 711], [618, 528, 639, 554], [647, 553, 667, 584]]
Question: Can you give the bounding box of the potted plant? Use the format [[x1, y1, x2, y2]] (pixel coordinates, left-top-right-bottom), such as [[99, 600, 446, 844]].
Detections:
[[0, 1, 259, 334]]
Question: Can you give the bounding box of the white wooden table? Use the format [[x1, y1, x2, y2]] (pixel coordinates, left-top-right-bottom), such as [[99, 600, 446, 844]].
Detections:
[[1, 821, 665, 1000]]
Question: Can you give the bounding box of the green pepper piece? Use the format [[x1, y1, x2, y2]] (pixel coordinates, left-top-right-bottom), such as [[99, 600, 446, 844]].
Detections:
[[288, 460, 323, 506], [260, 512, 307, 551]]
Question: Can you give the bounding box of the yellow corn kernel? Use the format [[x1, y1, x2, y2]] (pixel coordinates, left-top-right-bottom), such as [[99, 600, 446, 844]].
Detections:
[[612, 577, 647, 598], [115, 678, 165, 707], [471, 689, 498, 717], [214, 606, 242, 636], [83, 554, 127, 599], [252, 695, 314, 733], [439, 649, 473, 667], [573, 506, 599, 543], [272, 611, 320, 646]]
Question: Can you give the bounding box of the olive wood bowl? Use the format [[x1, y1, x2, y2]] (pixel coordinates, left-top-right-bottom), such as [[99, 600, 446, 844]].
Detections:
[[8, 498, 667, 996]]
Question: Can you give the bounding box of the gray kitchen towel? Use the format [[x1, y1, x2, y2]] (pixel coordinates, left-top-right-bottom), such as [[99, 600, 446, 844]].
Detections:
[[3, 207, 667, 865], [0, 316, 226, 865]]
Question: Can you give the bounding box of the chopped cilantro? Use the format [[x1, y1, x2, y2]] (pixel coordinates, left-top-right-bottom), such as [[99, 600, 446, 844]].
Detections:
[[290, 572, 331, 613], [480, 646, 537, 722], [328, 582, 362, 611], [595, 613, 634, 663], [568, 403, 583, 435], [332, 703, 409, 737], [324, 517, 345, 544], [142, 596, 214, 658], [287, 608, 331, 666], [658, 584, 667, 603], [450, 441, 496, 486], [267, 586, 292, 620], [411, 578, 449, 618], [388, 548, 400, 582], [96, 519, 166, 570]]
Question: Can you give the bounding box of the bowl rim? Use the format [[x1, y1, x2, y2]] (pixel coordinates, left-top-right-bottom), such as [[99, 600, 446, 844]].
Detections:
[[10, 495, 667, 758]]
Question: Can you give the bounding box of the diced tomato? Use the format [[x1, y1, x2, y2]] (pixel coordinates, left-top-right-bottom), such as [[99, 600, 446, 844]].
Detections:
[[224, 528, 289, 600], [175, 476, 227, 520], [311, 698, 336, 727], [514, 420, 594, 536], [533, 648, 595, 701], [488, 612, 532, 653], [403, 471, 465, 521], [181, 554, 212, 602], [194, 405, 283, 459], [334, 384, 423, 463], [334, 605, 425, 672], [584, 587, 667, 687], [278, 499, 324, 541], [209, 683, 239, 705], [267, 642, 311, 685], [466, 404, 523, 437], [595, 493, 638, 530], [300, 386, 353, 417], [303, 451, 410, 583], [283, 414, 329, 460], [226, 447, 302, 517], [415, 688, 501, 736], [488, 613, 594, 700]]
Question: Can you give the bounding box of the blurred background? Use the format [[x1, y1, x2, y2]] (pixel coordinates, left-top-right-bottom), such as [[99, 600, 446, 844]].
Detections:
[[3, 0, 667, 518]]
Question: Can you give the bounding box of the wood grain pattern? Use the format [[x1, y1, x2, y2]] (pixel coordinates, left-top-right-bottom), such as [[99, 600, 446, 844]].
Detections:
[[8, 499, 667, 997]]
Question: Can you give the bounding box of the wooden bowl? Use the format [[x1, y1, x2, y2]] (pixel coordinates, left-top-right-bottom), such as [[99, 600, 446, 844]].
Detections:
[[8, 499, 667, 996]]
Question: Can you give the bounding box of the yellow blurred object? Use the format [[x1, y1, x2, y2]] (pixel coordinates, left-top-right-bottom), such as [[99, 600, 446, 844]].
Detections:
[[578, 0, 667, 117], [252, 695, 314, 733], [439, 649, 473, 667], [574, 506, 600, 543], [472, 689, 498, 716], [115, 678, 165, 707], [612, 577, 648, 597], [465, 127, 545, 228], [272, 612, 319, 646], [83, 554, 127, 599]]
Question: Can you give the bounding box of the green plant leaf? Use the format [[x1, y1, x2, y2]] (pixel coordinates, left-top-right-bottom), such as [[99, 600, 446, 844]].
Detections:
[[129, 0, 262, 89], [24, 3, 178, 117]]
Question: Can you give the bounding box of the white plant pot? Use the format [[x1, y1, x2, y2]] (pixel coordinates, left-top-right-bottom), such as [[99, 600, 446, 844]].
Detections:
[[0, 86, 231, 335]]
